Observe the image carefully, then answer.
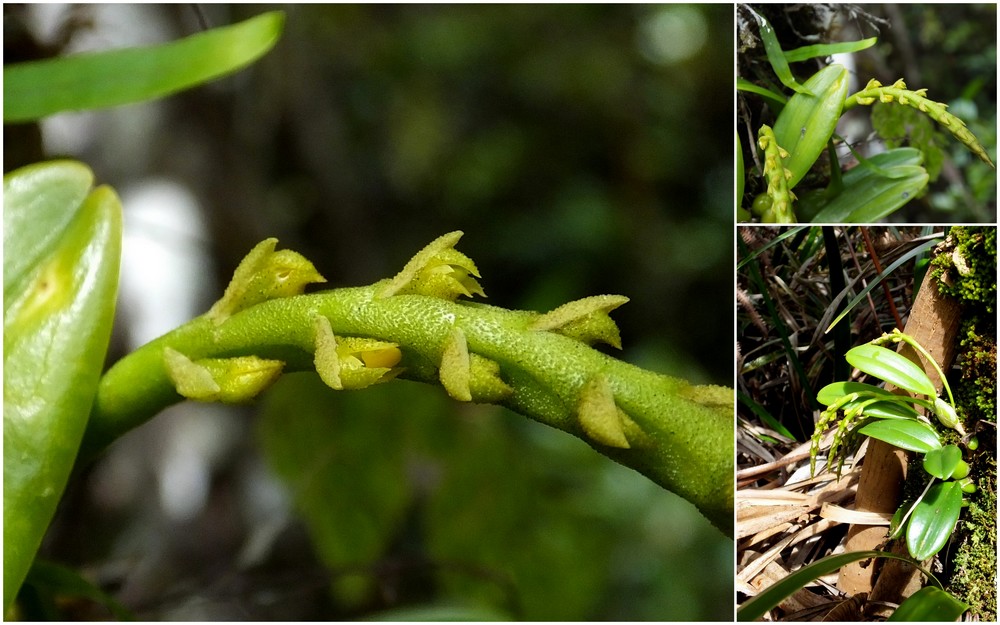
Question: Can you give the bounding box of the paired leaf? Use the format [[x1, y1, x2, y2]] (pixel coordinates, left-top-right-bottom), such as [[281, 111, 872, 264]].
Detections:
[[4, 11, 285, 122], [906, 481, 963, 560], [845, 344, 937, 397]]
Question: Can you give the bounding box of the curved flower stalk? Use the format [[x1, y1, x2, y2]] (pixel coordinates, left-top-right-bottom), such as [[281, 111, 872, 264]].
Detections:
[[844, 78, 995, 168], [82, 232, 735, 535]]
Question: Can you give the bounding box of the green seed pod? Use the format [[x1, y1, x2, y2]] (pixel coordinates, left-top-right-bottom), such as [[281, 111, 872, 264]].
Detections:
[[967, 436, 979, 451], [772, 64, 849, 189], [960, 478, 976, 494], [933, 397, 966, 436], [750, 192, 772, 217], [951, 459, 970, 481]]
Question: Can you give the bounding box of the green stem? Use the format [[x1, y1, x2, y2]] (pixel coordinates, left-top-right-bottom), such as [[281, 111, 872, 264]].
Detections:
[[82, 282, 734, 536]]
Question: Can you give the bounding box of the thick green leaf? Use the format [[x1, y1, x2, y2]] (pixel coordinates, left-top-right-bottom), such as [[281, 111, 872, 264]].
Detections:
[[816, 381, 893, 405], [809, 148, 929, 222], [888, 586, 969, 622], [922, 445, 963, 480], [3, 161, 93, 302], [3, 163, 122, 612], [906, 481, 963, 560], [857, 419, 942, 453], [4, 11, 284, 122], [737, 550, 939, 622], [772, 64, 849, 190], [845, 344, 937, 397]]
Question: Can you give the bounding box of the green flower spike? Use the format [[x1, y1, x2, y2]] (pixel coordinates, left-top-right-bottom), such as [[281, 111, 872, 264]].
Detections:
[[845, 79, 995, 168], [207, 238, 326, 323], [377, 231, 485, 300], [757, 124, 796, 222], [84, 232, 734, 535]]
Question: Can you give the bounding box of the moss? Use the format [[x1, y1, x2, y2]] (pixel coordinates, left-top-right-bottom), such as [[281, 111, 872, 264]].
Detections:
[[944, 444, 997, 620], [930, 226, 997, 313], [954, 323, 997, 423], [931, 226, 997, 620]]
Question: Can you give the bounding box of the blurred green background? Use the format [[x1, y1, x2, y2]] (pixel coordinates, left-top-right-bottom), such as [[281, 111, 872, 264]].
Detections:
[[6, 4, 733, 620]]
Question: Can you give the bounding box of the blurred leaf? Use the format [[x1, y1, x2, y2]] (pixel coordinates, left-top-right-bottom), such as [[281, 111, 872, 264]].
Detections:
[[422, 409, 612, 620], [256, 373, 412, 606], [366, 602, 511, 621], [871, 102, 946, 181], [20, 560, 133, 621], [907, 481, 963, 560], [889, 586, 969, 622], [4, 11, 285, 122]]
